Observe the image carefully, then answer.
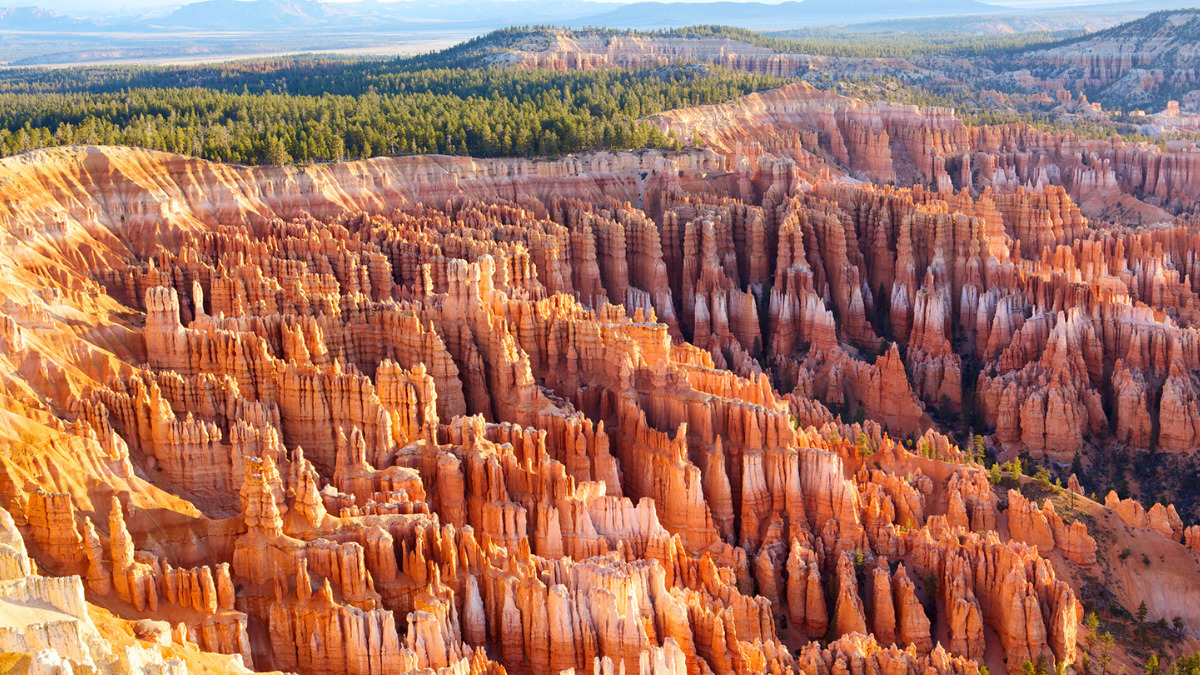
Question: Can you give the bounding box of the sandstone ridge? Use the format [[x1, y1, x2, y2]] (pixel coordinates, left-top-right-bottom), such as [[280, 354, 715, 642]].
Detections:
[[0, 111, 1195, 675]]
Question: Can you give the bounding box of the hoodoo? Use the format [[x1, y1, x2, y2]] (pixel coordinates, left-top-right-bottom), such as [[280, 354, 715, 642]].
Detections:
[[1, 17, 1200, 675]]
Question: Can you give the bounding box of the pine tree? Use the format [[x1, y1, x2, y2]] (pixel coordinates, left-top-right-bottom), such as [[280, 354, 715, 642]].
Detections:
[[263, 135, 291, 165], [1147, 654, 1161, 675]]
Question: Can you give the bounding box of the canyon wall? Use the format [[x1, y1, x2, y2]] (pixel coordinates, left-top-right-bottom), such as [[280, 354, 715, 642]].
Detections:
[[0, 77, 1198, 674]]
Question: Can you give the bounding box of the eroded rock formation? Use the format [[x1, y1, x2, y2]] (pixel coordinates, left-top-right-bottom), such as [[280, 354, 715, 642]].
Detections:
[[1, 74, 1200, 674]]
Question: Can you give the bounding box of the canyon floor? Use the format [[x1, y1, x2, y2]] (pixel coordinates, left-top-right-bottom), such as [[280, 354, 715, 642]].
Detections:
[[0, 62, 1199, 675]]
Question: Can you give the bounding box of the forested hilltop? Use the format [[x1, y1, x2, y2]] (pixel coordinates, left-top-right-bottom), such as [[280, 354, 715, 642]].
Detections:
[[0, 23, 1084, 165], [0, 18, 1191, 165], [2, 25, 856, 165], [0, 62, 788, 164]]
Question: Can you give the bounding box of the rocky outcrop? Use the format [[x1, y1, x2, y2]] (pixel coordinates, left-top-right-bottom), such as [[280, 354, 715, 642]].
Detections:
[[1008, 490, 1096, 565], [488, 30, 810, 76], [1007, 491, 1057, 554], [834, 552, 868, 637], [0, 123, 1189, 675], [0, 506, 189, 674], [1106, 491, 1184, 541], [892, 564, 932, 652]]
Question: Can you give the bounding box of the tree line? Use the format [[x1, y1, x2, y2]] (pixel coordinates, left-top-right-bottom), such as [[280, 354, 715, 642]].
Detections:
[[0, 65, 788, 164]]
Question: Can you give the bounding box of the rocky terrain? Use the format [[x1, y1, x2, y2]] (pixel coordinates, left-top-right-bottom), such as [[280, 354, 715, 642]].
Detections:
[[485, 32, 809, 75], [1011, 10, 1200, 111], [472, 15, 1200, 117], [0, 75, 1199, 675]]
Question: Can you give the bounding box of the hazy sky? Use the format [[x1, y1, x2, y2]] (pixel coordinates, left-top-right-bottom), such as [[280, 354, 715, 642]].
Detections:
[[15, 0, 1099, 18]]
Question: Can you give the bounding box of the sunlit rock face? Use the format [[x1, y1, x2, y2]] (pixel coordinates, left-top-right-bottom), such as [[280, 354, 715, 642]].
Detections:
[[2, 73, 1200, 675]]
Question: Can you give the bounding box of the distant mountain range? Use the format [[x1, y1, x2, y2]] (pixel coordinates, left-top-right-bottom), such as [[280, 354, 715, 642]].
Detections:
[[0, 0, 615, 32], [0, 5, 101, 30], [142, 0, 619, 30], [5, 0, 1190, 34], [570, 0, 1003, 31], [3, 0, 1200, 68]]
